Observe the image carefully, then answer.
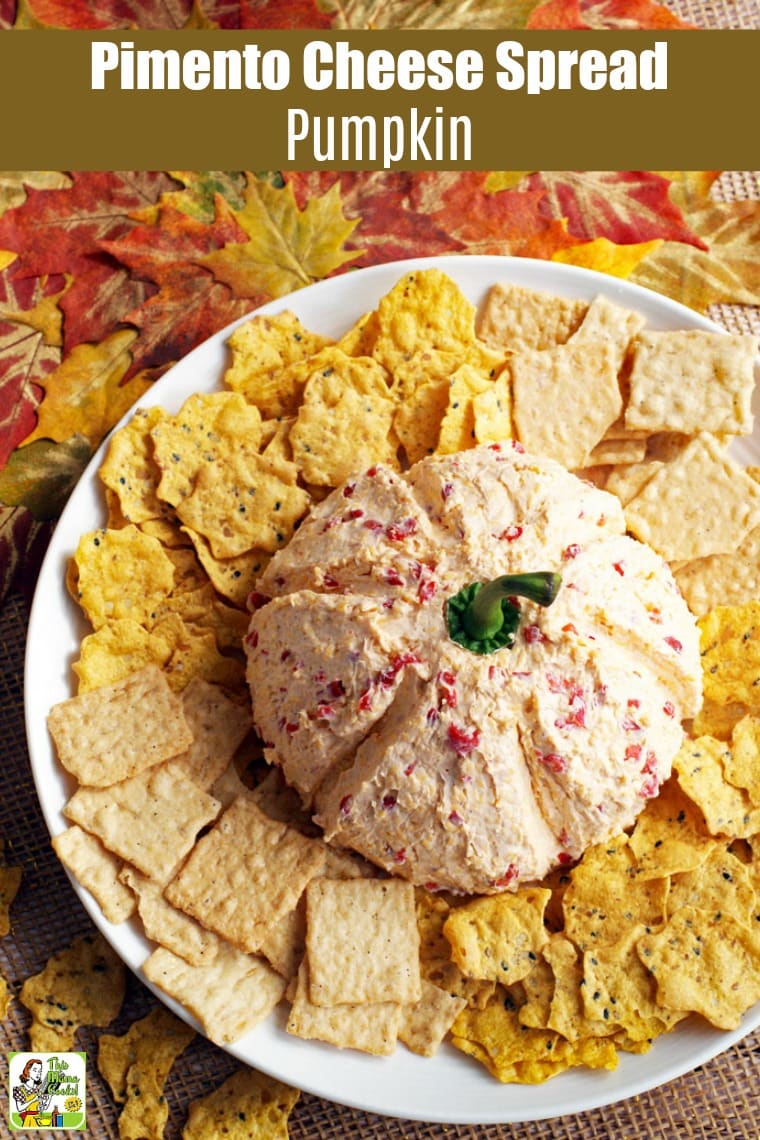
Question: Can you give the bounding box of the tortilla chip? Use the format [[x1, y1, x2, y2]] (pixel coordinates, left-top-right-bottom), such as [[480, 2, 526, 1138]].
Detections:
[[183, 527, 270, 609], [98, 406, 168, 525], [72, 526, 175, 631], [224, 309, 333, 418], [73, 620, 173, 694], [289, 352, 397, 486], [415, 891, 495, 1008], [637, 906, 760, 1030], [673, 735, 760, 838], [371, 268, 478, 373], [544, 934, 612, 1041], [436, 363, 491, 455], [583, 925, 685, 1042], [629, 776, 715, 879], [443, 888, 551, 984], [20, 932, 125, 1050], [143, 943, 286, 1045], [667, 845, 755, 927], [47, 664, 193, 787], [726, 715, 760, 804], [182, 1066, 300, 1140], [0, 840, 22, 937]]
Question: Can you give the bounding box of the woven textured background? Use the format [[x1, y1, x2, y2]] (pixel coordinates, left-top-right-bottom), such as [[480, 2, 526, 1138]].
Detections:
[[3, 5, 760, 1135]]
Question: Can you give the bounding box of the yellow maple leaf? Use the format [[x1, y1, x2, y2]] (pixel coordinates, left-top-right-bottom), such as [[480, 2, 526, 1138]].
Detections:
[[201, 176, 361, 300], [24, 329, 150, 448], [0, 251, 16, 272], [183, 0, 220, 28], [655, 171, 721, 212], [484, 172, 534, 193], [630, 197, 760, 313], [0, 279, 70, 348], [552, 237, 662, 279]]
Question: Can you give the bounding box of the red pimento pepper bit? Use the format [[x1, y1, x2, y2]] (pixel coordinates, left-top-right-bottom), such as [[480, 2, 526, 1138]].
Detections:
[[387, 517, 419, 542], [499, 525, 523, 542], [664, 635, 683, 653], [418, 575, 437, 603], [339, 795, 353, 816], [447, 723, 480, 755], [314, 703, 335, 719], [536, 750, 567, 774], [625, 743, 643, 763], [381, 792, 398, 810], [322, 573, 341, 590], [663, 700, 676, 718], [384, 567, 405, 587], [441, 482, 454, 500], [244, 630, 259, 649], [247, 591, 271, 611], [436, 670, 458, 709], [562, 543, 581, 561], [448, 810, 464, 826], [493, 863, 519, 887], [523, 624, 547, 645], [342, 482, 356, 498], [613, 560, 626, 576], [557, 851, 574, 866]]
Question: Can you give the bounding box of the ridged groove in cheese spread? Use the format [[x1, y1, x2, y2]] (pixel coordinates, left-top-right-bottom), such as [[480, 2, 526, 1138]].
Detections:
[[245, 443, 702, 894]]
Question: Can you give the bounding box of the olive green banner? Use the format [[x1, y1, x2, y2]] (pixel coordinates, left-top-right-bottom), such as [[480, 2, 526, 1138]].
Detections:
[[1, 30, 756, 169]]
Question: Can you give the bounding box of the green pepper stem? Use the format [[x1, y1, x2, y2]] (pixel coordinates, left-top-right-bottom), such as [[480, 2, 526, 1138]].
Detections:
[[462, 572, 561, 640]]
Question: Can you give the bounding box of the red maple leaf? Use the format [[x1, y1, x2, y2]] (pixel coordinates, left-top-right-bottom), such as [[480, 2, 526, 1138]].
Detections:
[[521, 171, 707, 247], [100, 199, 254, 377], [528, 0, 694, 26], [241, 0, 334, 27], [1, 0, 14, 27], [0, 172, 179, 351]]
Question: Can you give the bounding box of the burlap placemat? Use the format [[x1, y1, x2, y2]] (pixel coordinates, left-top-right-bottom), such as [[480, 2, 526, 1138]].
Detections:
[[666, 0, 759, 27]]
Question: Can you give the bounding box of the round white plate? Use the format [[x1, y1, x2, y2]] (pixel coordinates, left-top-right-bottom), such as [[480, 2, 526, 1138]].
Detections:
[[25, 255, 760, 1124]]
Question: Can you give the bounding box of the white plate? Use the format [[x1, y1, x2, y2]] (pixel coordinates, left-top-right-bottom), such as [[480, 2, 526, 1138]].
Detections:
[[25, 255, 760, 1125]]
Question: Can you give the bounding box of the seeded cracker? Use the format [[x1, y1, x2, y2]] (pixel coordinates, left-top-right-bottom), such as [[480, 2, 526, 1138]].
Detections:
[[625, 329, 757, 435], [628, 777, 715, 879], [476, 282, 587, 354], [47, 664, 193, 787], [64, 766, 221, 884], [98, 406, 168, 525], [53, 826, 136, 924], [305, 878, 421, 1006], [20, 932, 125, 1051], [673, 736, 760, 838], [287, 958, 401, 1056], [624, 433, 760, 561], [637, 906, 760, 1030], [510, 341, 622, 470], [165, 797, 325, 953], [667, 845, 756, 926], [72, 526, 176, 630], [183, 1067, 300, 1140], [143, 943, 286, 1045]]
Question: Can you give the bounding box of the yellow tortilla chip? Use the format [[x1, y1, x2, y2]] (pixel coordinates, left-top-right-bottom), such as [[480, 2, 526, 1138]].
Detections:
[[435, 363, 492, 455], [182, 1067, 300, 1140], [371, 268, 478, 374], [629, 776, 715, 879], [224, 309, 333, 417], [72, 526, 175, 631], [673, 735, 760, 838], [443, 887, 550, 985], [98, 406, 168, 525]]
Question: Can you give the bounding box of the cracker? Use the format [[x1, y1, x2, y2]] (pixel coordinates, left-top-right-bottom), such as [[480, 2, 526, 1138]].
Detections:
[[568, 294, 645, 363], [305, 878, 420, 1006], [52, 826, 136, 924], [287, 959, 401, 1056], [637, 906, 760, 1030], [289, 351, 397, 486], [675, 524, 760, 618], [625, 329, 757, 435], [443, 887, 551, 984], [605, 460, 664, 506], [64, 765, 221, 884], [585, 436, 647, 466], [47, 664, 193, 787], [165, 797, 325, 953], [20, 932, 125, 1051], [182, 1067, 300, 1140], [476, 282, 587, 354], [510, 341, 622, 470], [398, 979, 466, 1057], [624, 433, 760, 561], [168, 677, 251, 791], [119, 866, 222, 966], [143, 943, 286, 1045]]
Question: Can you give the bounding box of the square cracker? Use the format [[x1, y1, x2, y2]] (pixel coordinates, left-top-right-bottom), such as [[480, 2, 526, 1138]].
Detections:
[[511, 340, 622, 470], [52, 826, 136, 924], [169, 678, 251, 791], [305, 878, 421, 1006], [568, 294, 646, 363], [398, 979, 467, 1057], [476, 282, 587, 353], [164, 797, 326, 954], [119, 866, 223, 966], [287, 959, 400, 1056], [143, 943, 286, 1045], [623, 433, 760, 562], [48, 663, 193, 788], [63, 765, 221, 884], [625, 329, 757, 435]]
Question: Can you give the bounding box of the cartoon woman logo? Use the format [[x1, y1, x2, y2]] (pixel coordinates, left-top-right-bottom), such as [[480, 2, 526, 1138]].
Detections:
[[12, 1058, 52, 1128]]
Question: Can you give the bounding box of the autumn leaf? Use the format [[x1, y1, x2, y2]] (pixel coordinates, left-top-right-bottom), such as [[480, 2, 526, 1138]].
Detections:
[[0, 504, 53, 604], [24, 329, 150, 448], [0, 435, 91, 520], [315, 0, 540, 28], [0, 171, 179, 352], [658, 171, 723, 212], [527, 0, 693, 27], [131, 171, 248, 225], [101, 199, 252, 377], [0, 0, 14, 28], [510, 171, 706, 248], [0, 172, 71, 221], [630, 197, 760, 312], [551, 236, 662, 278], [240, 0, 335, 27], [201, 176, 361, 300], [0, 275, 66, 467]]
